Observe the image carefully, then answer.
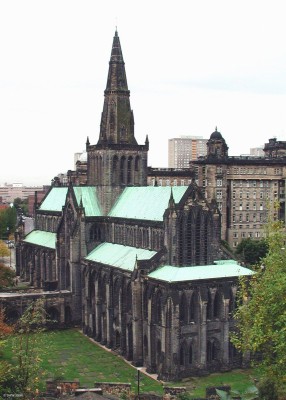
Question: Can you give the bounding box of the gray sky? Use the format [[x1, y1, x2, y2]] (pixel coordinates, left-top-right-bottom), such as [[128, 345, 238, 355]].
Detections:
[[1, 0, 286, 186]]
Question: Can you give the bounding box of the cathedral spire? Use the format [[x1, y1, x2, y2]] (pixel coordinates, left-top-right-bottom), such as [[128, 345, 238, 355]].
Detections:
[[97, 30, 137, 145]]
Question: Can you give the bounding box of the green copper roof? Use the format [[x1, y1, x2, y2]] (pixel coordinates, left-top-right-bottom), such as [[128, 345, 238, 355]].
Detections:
[[85, 242, 157, 271], [39, 187, 68, 212], [23, 230, 56, 249], [73, 187, 102, 217], [109, 186, 188, 221], [148, 262, 254, 283]]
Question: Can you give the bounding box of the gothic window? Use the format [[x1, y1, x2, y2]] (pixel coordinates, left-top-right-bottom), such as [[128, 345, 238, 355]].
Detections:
[[179, 294, 188, 324], [126, 282, 132, 313], [207, 339, 220, 362], [66, 262, 71, 290], [206, 291, 212, 320], [112, 155, 119, 185], [186, 212, 192, 264], [155, 290, 162, 325], [90, 224, 101, 242], [180, 345, 186, 366], [120, 156, 126, 184], [195, 211, 201, 265], [127, 156, 133, 185], [190, 292, 198, 322], [213, 291, 223, 319]]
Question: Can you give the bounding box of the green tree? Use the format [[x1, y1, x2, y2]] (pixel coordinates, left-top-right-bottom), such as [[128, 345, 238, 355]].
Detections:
[[1, 299, 53, 396], [0, 206, 17, 240], [231, 218, 286, 395], [0, 263, 15, 289], [235, 238, 268, 266]]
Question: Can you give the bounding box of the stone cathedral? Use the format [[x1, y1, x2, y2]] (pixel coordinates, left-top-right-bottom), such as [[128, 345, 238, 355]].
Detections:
[[7, 31, 253, 381]]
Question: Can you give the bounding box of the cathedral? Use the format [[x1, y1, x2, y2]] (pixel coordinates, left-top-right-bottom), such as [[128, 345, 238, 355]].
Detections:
[[5, 31, 254, 381]]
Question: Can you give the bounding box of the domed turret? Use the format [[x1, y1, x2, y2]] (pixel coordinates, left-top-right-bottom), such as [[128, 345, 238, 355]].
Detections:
[[207, 127, 228, 160]]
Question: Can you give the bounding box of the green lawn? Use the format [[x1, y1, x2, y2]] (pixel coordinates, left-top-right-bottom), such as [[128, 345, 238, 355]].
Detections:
[[2, 328, 258, 397]]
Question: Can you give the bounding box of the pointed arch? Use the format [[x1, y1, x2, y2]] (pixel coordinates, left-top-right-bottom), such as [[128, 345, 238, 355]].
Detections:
[[112, 155, 119, 185], [179, 293, 188, 324]]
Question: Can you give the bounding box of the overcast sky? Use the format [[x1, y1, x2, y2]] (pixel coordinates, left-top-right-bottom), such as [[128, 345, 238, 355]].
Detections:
[[1, 0, 286, 186]]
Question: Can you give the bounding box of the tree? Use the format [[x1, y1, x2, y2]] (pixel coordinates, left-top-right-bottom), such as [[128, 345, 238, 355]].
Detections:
[[0, 240, 10, 258], [11, 299, 50, 396], [235, 238, 268, 266], [231, 217, 286, 395], [0, 264, 15, 289], [0, 206, 17, 240], [0, 307, 15, 397]]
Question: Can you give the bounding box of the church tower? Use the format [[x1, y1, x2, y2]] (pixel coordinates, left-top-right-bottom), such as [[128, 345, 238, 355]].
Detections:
[[87, 30, 149, 214]]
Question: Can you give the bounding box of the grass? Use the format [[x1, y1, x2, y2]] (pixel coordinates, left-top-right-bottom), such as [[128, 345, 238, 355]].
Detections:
[[2, 328, 259, 397]]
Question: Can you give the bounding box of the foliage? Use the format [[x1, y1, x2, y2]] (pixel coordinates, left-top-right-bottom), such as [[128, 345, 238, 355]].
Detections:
[[0, 307, 14, 339], [0, 299, 52, 397], [216, 385, 258, 399], [231, 216, 286, 393], [257, 377, 278, 400], [235, 237, 268, 266], [0, 206, 17, 240], [0, 240, 10, 257], [0, 263, 15, 289], [14, 197, 29, 215]]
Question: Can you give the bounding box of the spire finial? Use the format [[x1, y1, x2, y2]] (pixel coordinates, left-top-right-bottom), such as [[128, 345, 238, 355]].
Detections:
[[215, 126, 217, 131]]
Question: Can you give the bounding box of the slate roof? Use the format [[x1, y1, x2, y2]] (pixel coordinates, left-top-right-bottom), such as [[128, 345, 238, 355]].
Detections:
[[85, 242, 157, 271], [147, 261, 254, 283], [108, 186, 188, 221], [23, 230, 56, 249]]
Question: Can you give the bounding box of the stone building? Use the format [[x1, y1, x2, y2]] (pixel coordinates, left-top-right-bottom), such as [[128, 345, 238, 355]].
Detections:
[[1, 30, 254, 381]]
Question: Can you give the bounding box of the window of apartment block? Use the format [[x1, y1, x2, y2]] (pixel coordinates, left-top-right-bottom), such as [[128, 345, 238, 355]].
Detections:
[[248, 232, 253, 238], [166, 179, 170, 186], [260, 181, 263, 188], [233, 242, 237, 247], [181, 179, 185, 186], [188, 179, 192, 184], [151, 178, 155, 186], [253, 203, 257, 210], [253, 191, 256, 199], [173, 179, 177, 186], [252, 181, 256, 187], [216, 190, 222, 199], [232, 215, 236, 222], [239, 203, 242, 210], [246, 191, 249, 199], [260, 203, 263, 210], [218, 202, 222, 211], [239, 225, 242, 229], [232, 190, 236, 199], [233, 232, 238, 238], [233, 202, 236, 210], [260, 192, 263, 199], [217, 179, 222, 186], [239, 191, 243, 199], [246, 180, 250, 187], [255, 232, 260, 238], [242, 232, 246, 238], [246, 203, 250, 210], [217, 167, 223, 174], [246, 214, 249, 222], [253, 214, 257, 222], [159, 179, 162, 186], [239, 180, 243, 187], [239, 214, 242, 222]]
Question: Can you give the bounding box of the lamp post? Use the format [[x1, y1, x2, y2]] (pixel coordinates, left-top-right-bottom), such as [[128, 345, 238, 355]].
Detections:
[[137, 367, 142, 399]]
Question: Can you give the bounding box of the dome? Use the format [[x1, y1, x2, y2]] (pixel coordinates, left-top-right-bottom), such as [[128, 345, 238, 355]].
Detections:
[[210, 127, 223, 140], [79, 151, 87, 162]]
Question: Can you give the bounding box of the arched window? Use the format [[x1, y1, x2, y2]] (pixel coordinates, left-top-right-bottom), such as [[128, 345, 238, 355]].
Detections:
[[120, 156, 126, 184], [126, 282, 132, 313], [195, 211, 201, 264], [127, 156, 133, 185], [112, 155, 119, 185], [206, 291, 212, 320], [155, 291, 162, 325], [213, 291, 223, 319], [180, 345, 185, 366], [179, 294, 188, 324], [189, 292, 198, 322]]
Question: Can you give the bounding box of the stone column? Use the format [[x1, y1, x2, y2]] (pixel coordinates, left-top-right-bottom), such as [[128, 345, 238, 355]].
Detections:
[[132, 279, 143, 365]]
